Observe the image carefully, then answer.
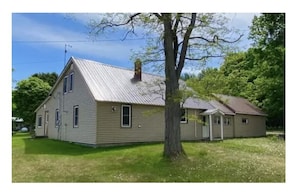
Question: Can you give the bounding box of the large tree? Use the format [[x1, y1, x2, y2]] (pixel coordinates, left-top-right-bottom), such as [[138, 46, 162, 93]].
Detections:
[[32, 72, 58, 87], [13, 77, 51, 129], [248, 13, 285, 128], [89, 13, 241, 159]]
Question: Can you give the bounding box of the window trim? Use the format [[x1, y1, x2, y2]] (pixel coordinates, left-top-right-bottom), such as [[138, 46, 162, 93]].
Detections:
[[242, 118, 249, 124], [180, 108, 188, 124], [69, 72, 74, 92], [214, 116, 221, 125], [224, 117, 231, 125], [55, 109, 59, 128], [63, 76, 68, 94], [73, 105, 79, 128], [37, 115, 42, 128], [202, 116, 207, 126], [121, 104, 132, 128]]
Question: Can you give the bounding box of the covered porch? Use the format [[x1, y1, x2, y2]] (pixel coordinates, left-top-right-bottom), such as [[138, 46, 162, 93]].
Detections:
[[200, 109, 225, 141]]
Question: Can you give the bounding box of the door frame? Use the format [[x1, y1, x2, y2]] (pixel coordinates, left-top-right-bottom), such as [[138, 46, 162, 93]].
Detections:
[[44, 111, 49, 136]]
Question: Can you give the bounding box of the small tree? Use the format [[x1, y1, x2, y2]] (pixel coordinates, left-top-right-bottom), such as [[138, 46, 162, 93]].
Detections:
[[88, 13, 242, 159]]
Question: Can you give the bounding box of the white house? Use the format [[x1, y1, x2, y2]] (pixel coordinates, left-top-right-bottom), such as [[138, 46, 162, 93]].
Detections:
[[34, 57, 266, 146]]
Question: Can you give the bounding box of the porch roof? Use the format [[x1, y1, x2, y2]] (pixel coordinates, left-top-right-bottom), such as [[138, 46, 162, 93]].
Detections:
[[200, 108, 225, 116]]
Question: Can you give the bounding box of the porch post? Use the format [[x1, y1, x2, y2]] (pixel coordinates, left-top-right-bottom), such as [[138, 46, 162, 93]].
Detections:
[[220, 115, 224, 140], [209, 114, 213, 141]]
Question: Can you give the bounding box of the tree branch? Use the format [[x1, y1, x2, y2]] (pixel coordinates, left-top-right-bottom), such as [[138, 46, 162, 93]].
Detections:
[[90, 13, 141, 40], [188, 36, 215, 43], [173, 14, 182, 64], [218, 34, 244, 43], [153, 13, 162, 20], [184, 55, 224, 61], [176, 13, 196, 78]]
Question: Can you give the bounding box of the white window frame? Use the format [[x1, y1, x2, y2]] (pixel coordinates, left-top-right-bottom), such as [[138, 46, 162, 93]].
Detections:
[[73, 105, 79, 128], [242, 118, 249, 124], [69, 72, 74, 92], [55, 109, 59, 128], [224, 117, 231, 125], [214, 116, 221, 125], [63, 76, 68, 94], [180, 108, 188, 124], [37, 115, 42, 128], [121, 104, 131, 128]]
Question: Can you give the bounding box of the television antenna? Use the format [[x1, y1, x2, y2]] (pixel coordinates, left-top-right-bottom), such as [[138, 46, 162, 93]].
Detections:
[[64, 44, 72, 66]]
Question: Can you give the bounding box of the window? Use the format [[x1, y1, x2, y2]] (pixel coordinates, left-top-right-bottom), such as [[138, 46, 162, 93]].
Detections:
[[242, 118, 249, 124], [180, 108, 188, 123], [63, 76, 68, 94], [202, 116, 207, 126], [214, 116, 221, 125], [121, 105, 131, 128], [69, 73, 74, 92], [37, 115, 42, 127], [73, 105, 79, 128], [224, 117, 231, 125], [55, 109, 59, 127]]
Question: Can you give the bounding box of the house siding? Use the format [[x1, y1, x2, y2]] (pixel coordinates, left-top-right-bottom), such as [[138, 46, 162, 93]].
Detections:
[[35, 109, 45, 136], [96, 102, 164, 144], [180, 109, 203, 140], [234, 114, 266, 137], [35, 63, 97, 145], [96, 102, 202, 145], [212, 115, 234, 138]]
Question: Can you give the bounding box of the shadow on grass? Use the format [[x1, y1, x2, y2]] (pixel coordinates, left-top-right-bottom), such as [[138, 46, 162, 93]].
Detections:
[[22, 137, 161, 156]]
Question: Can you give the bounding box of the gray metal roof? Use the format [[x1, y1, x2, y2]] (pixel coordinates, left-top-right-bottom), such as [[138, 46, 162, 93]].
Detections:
[[200, 108, 225, 115], [209, 100, 236, 115], [72, 57, 213, 110], [213, 94, 267, 116]]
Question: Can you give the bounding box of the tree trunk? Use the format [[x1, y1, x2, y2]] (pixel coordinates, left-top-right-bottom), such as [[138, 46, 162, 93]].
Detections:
[[163, 80, 185, 159], [162, 13, 185, 159]]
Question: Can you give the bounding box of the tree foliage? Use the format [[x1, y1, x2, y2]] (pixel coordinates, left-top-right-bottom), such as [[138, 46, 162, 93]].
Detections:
[[32, 72, 58, 87], [88, 13, 241, 159], [186, 68, 227, 100], [13, 77, 51, 128], [248, 13, 285, 127], [187, 13, 285, 128]]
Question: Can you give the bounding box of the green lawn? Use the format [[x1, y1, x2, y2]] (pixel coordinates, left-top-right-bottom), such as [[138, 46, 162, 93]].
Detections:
[[12, 133, 285, 182]]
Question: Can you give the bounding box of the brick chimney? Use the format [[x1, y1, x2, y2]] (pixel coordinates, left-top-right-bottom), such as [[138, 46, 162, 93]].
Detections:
[[133, 59, 142, 81]]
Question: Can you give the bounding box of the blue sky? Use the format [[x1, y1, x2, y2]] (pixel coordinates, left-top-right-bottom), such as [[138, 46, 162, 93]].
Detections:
[[12, 13, 258, 88]]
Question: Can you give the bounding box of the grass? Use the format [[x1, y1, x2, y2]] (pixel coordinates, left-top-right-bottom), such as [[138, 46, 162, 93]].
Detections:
[[12, 133, 285, 182]]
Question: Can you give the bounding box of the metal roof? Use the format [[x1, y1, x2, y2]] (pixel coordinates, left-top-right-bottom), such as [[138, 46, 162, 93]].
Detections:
[[213, 94, 267, 116], [209, 100, 236, 115], [200, 108, 225, 116], [72, 57, 213, 109]]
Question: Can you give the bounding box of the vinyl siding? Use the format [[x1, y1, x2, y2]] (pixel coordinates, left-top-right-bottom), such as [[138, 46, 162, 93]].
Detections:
[[96, 103, 202, 145], [180, 109, 203, 140], [35, 109, 45, 136], [35, 63, 97, 144], [211, 115, 234, 138], [234, 114, 266, 137], [96, 102, 164, 144]]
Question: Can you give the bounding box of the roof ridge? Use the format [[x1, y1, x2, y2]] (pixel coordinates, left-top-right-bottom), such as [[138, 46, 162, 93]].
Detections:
[[72, 56, 164, 78]]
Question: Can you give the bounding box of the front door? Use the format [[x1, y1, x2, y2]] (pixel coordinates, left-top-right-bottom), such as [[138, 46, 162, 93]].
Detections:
[[202, 116, 210, 138], [44, 111, 49, 136]]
